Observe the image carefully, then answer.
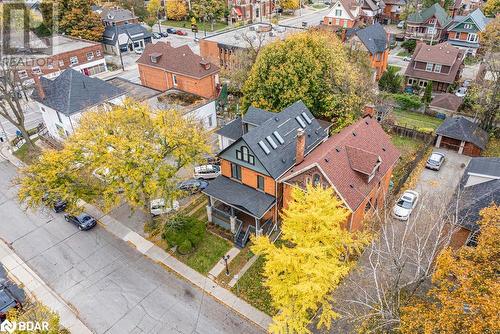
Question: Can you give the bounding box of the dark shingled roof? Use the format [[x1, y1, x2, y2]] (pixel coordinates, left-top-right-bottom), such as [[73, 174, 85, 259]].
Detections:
[[429, 93, 463, 112], [102, 24, 151, 45], [216, 117, 243, 141], [353, 23, 388, 55], [407, 3, 451, 27], [100, 8, 137, 22], [32, 69, 125, 116], [448, 158, 500, 231], [202, 176, 276, 218], [436, 117, 489, 150], [242, 106, 274, 126]]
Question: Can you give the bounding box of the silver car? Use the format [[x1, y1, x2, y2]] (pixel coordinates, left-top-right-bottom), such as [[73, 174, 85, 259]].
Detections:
[[393, 190, 419, 221], [426, 152, 445, 171]]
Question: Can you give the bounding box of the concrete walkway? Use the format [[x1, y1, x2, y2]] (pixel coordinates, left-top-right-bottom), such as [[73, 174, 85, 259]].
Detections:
[[208, 247, 240, 280], [229, 255, 259, 288], [0, 241, 92, 334]]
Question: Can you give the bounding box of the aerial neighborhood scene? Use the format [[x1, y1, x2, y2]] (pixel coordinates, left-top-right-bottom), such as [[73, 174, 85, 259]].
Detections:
[[0, 0, 499, 332]]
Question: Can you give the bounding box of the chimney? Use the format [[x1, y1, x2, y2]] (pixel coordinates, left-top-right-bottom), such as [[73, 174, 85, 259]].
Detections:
[[200, 58, 211, 70], [295, 128, 305, 165], [33, 75, 45, 100], [363, 104, 375, 117]]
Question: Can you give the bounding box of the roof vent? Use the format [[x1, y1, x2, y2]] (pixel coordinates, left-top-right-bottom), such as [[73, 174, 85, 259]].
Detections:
[[382, 147, 386, 151], [349, 184, 354, 188], [335, 148, 340, 152], [324, 158, 329, 162], [282, 158, 286, 163], [352, 132, 357, 136], [365, 120, 369, 125]]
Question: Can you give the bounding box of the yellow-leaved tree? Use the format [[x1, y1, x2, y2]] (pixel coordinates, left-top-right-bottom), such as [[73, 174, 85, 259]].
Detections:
[[279, 0, 300, 10], [18, 99, 210, 215], [252, 185, 370, 334], [400, 204, 500, 334], [167, 0, 188, 21]]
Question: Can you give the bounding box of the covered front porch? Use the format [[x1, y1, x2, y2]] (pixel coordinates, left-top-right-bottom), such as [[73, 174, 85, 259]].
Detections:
[[202, 176, 277, 248]]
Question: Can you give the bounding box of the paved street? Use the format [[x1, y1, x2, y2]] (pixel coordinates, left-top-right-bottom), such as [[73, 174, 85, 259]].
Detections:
[[0, 158, 264, 334], [279, 7, 330, 28]]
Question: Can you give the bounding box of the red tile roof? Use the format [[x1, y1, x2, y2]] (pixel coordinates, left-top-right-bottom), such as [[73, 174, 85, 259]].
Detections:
[[136, 42, 219, 79], [282, 117, 400, 211]]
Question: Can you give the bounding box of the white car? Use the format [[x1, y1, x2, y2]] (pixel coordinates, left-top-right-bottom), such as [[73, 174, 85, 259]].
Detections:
[[455, 87, 467, 97], [393, 190, 419, 221], [134, 47, 144, 55], [403, 56, 411, 61], [397, 21, 405, 29], [150, 199, 180, 216], [194, 164, 221, 180]]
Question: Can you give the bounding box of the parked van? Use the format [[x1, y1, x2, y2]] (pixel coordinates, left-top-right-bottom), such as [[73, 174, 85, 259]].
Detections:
[[194, 164, 221, 180], [150, 199, 180, 216]]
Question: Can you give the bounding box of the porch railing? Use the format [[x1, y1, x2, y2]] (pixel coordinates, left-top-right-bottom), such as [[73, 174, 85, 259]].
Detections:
[[233, 219, 243, 243], [260, 219, 273, 236]]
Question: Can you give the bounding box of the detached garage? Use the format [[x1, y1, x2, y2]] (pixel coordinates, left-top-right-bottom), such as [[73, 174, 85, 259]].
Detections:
[[435, 117, 489, 156]]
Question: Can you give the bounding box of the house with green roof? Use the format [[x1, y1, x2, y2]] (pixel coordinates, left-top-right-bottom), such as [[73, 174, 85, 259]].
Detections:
[[445, 8, 490, 56], [405, 3, 451, 42]]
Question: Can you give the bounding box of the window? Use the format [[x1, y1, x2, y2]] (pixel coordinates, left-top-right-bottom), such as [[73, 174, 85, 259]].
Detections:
[[273, 131, 284, 144], [419, 80, 427, 87], [257, 175, 264, 191], [236, 145, 255, 164], [295, 115, 306, 128], [425, 63, 433, 71], [467, 33, 478, 42], [172, 74, 178, 86], [464, 23, 472, 29], [231, 163, 242, 180], [312, 174, 321, 187], [70, 56, 79, 65], [59, 60, 64, 67], [266, 136, 277, 149], [335, 9, 342, 16], [301, 112, 312, 124], [207, 115, 213, 128], [258, 140, 271, 154], [32, 66, 42, 75], [427, 26, 435, 34], [375, 53, 381, 61], [343, 20, 348, 28], [17, 70, 28, 79], [434, 64, 442, 73], [86, 52, 94, 61], [408, 78, 415, 85], [96, 50, 101, 57], [335, 18, 340, 25], [466, 231, 479, 247]]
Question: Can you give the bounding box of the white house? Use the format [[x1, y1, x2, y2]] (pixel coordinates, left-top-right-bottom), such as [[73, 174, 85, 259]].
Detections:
[[32, 69, 126, 141], [102, 24, 152, 55]]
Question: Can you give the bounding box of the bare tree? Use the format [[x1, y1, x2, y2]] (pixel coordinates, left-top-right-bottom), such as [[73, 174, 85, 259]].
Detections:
[[0, 60, 35, 147], [477, 52, 499, 133]]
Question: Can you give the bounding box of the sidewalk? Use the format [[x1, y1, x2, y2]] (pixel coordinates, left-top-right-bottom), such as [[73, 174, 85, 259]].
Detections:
[[0, 241, 92, 334]]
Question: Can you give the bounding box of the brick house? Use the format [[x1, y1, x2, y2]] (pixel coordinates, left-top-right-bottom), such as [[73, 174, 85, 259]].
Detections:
[[405, 3, 451, 41], [360, 0, 385, 24], [137, 42, 220, 99], [448, 158, 499, 249], [345, 23, 389, 80], [228, 0, 273, 23], [16, 35, 107, 85], [404, 42, 464, 92], [382, 0, 406, 23], [203, 101, 330, 247], [281, 116, 400, 232], [446, 8, 490, 56], [323, 0, 362, 28], [435, 116, 488, 156]]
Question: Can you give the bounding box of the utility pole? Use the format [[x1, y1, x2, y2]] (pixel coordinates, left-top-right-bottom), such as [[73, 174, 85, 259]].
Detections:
[[115, 25, 125, 71]]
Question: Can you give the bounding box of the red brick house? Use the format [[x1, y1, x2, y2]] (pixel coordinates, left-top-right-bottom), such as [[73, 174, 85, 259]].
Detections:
[[281, 116, 400, 232], [323, 0, 362, 28], [137, 42, 220, 99], [228, 0, 273, 23]]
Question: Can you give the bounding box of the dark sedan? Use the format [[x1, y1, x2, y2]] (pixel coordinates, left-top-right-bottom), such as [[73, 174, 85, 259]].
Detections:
[[159, 31, 169, 37], [64, 213, 97, 231], [177, 179, 209, 194], [42, 194, 67, 213], [0, 285, 20, 319], [166, 28, 177, 34]]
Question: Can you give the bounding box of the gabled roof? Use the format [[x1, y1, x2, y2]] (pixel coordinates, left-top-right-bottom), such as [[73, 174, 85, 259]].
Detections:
[[31, 69, 126, 116], [102, 24, 151, 45], [100, 8, 137, 22], [136, 42, 219, 79], [436, 116, 488, 149], [413, 42, 459, 66], [242, 106, 274, 126], [407, 3, 451, 27], [216, 117, 243, 141], [467, 157, 500, 178], [352, 23, 388, 54], [448, 8, 490, 32], [282, 117, 400, 211], [221, 101, 328, 179], [429, 93, 463, 112]]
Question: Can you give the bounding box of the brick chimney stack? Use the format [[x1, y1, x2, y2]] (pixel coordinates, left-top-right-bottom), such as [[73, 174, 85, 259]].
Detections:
[[295, 128, 305, 165], [363, 104, 375, 118], [33, 75, 45, 100]]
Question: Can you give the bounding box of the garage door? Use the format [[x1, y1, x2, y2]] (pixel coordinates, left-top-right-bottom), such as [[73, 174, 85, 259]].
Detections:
[[439, 136, 461, 152]]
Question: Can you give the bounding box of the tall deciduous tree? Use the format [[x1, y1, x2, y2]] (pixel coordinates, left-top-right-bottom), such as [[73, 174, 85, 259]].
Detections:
[[191, 0, 226, 31], [18, 100, 210, 214], [400, 205, 500, 334], [147, 0, 162, 19], [378, 66, 403, 93], [251, 185, 370, 334], [482, 0, 499, 16], [242, 31, 371, 131], [166, 0, 188, 21], [280, 0, 300, 10]]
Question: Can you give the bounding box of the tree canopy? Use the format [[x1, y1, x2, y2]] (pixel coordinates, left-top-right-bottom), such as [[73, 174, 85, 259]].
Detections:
[[378, 66, 403, 93], [7, 302, 69, 334], [400, 204, 500, 334], [242, 31, 371, 130], [483, 0, 499, 16], [18, 100, 210, 214], [251, 185, 370, 334], [166, 0, 188, 21]]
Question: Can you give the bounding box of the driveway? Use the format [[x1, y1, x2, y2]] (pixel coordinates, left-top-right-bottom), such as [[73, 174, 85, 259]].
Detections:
[[0, 159, 263, 334]]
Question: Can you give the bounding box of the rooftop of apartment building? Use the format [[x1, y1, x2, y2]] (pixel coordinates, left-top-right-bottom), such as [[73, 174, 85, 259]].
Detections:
[[146, 89, 212, 115]]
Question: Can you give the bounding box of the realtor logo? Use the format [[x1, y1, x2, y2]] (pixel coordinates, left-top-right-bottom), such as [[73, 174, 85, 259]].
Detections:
[[0, 319, 49, 333], [0, 320, 15, 333]]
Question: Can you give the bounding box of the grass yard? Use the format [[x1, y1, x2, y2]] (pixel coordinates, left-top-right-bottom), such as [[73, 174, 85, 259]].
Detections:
[[393, 109, 443, 132], [390, 135, 425, 187], [216, 246, 254, 287], [231, 256, 277, 316], [397, 50, 410, 57], [483, 137, 500, 157], [388, 65, 401, 72], [13, 139, 41, 164], [162, 20, 228, 32], [174, 231, 232, 275]]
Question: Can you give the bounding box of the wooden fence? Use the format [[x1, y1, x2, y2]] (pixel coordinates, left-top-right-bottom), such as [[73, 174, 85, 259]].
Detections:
[[382, 122, 435, 142]]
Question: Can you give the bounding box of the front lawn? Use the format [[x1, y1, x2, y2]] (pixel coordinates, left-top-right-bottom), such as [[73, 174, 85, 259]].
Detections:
[[216, 246, 254, 287], [392, 110, 443, 132], [162, 20, 228, 32], [397, 50, 410, 57], [13, 139, 41, 164], [175, 231, 232, 275]]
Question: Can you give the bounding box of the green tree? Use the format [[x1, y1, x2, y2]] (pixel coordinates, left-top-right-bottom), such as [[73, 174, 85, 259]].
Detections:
[[422, 81, 433, 104], [378, 66, 403, 93], [401, 39, 417, 53], [252, 185, 370, 334], [242, 31, 370, 130], [18, 99, 210, 215], [280, 0, 300, 10], [191, 0, 226, 30]]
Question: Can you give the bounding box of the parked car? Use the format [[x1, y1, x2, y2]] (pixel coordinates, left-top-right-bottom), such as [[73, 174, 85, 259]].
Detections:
[[150, 199, 180, 216], [177, 179, 209, 194], [403, 56, 411, 61], [426, 152, 445, 171], [176, 30, 188, 36], [159, 31, 169, 38], [0, 284, 22, 320], [134, 47, 144, 55], [64, 213, 97, 231], [194, 164, 221, 180], [42, 194, 67, 213], [152, 32, 161, 39], [397, 20, 405, 29], [455, 87, 468, 97], [392, 190, 419, 221], [166, 28, 177, 34]]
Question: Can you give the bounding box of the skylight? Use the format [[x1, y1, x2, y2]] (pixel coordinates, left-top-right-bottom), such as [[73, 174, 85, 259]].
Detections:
[[295, 116, 306, 128], [258, 141, 271, 154], [301, 112, 312, 124], [273, 131, 284, 144], [266, 136, 278, 149]]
